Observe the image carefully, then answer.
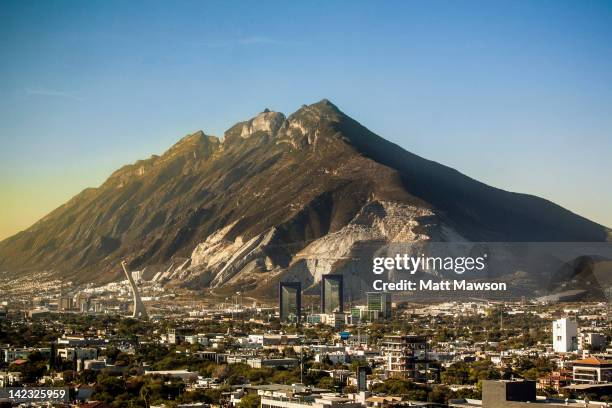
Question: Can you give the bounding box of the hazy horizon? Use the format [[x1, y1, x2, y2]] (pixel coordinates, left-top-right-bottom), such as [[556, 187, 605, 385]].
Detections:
[[1, 1, 611, 240]]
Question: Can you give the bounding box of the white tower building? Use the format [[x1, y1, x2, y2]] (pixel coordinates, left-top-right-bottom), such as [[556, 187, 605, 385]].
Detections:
[[553, 317, 577, 353], [121, 261, 148, 319]]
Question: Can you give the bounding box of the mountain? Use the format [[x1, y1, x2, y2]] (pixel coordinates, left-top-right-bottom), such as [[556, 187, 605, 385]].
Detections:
[[0, 100, 609, 298], [546, 255, 612, 301]]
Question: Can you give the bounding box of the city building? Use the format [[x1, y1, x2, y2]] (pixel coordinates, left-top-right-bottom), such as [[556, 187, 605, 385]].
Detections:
[[306, 313, 347, 329], [321, 274, 344, 314], [572, 357, 612, 384], [261, 394, 363, 408], [27, 308, 51, 318], [552, 318, 577, 353], [577, 332, 607, 351], [162, 329, 184, 345], [314, 351, 347, 365], [366, 292, 391, 319], [382, 335, 432, 381], [537, 370, 571, 392], [75, 293, 90, 313], [246, 358, 299, 369], [57, 347, 98, 361], [349, 306, 368, 324], [247, 334, 301, 348], [2, 347, 51, 363], [279, 281, 301, 323], [257, 383, 363, 408], [0, 371, 22, 387], [78, 358, 126, 374], [306, 314, 322, 325], [185, 334, 210, 346], [327, 312, 347, 329], [59, 296, 74, 311], [450, 379, 611, 407], [56, 335, 105, 347]]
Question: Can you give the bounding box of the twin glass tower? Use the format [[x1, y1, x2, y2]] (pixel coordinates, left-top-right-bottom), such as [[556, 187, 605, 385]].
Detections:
[[279, 274, 344, 322]]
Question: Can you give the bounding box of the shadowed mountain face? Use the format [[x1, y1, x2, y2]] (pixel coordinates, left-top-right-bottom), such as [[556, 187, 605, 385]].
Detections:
[[0, 100, 609, 295], [546, 255, 612, 301]]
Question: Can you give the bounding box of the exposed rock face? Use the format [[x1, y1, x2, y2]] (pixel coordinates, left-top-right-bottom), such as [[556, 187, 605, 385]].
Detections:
[[240, 110, 286, 138], [0, 99, 609, 299]]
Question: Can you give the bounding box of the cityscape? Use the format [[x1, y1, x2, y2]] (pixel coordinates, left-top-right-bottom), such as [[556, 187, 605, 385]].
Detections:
[[0, 267, 610, 407], [2, 1, 612, 408]]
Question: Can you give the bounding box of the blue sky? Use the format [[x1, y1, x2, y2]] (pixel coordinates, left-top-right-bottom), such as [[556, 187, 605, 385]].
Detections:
[[1, 0, 611, 239]]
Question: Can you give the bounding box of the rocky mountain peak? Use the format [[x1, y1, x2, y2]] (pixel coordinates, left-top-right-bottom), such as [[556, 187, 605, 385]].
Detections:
[[288, 98, 342, 121], [311, 98, 341, 112], [222, 100, 343, 146], [239, 110, 286, 138], [223, 109, 286, 143], [163, 130, 220, 160]]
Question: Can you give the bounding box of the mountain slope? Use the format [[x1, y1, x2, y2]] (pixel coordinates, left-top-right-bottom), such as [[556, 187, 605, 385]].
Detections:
[[330, 109, 609, 242], [0, 100, 609, 297]]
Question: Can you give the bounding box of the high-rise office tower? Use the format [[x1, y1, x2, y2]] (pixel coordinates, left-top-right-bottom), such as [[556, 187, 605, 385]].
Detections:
[[279, 282, 301, 322], [321, 274, 343, 314], [366, 291, 392, 319]]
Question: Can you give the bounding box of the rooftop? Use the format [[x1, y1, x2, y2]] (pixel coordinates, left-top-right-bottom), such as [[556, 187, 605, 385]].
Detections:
[[572, 357, 612, 366]]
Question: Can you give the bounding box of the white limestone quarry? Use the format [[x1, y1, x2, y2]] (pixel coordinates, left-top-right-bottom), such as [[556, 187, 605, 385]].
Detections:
[[190, 221, 244, 270], [186, 220, 280, 287], [182, 200, 455, 291], [208, 227, 278, 287], [290, 201, 435, 283], [174, 195, 475, 296], [168, 259, 191, 280]]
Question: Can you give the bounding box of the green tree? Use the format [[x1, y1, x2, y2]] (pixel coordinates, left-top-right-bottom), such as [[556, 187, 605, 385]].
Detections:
[[238, 393, 261, 408]]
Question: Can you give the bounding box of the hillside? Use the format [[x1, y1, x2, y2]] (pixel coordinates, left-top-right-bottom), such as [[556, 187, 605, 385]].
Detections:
[[0, 100, 609, 298]]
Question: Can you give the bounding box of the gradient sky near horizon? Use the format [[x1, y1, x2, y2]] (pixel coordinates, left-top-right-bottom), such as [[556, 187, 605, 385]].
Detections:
[[1, 0, 611, 240]]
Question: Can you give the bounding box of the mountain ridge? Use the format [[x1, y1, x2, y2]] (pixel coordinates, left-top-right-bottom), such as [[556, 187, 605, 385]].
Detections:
[[0, 99, 609, 298]]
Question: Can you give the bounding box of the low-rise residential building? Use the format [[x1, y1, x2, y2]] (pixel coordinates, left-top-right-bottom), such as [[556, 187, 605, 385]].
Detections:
[[184, 334, 210, 346], [246, 357, 299, 369], [57, 347, 98, 361], [572, 357, 612, 384], [450, 380, 611, 407], [0, 371, 22, 387], [537, 370, 571, 391], [2, 347, 51, 363], [248, 334, 301, 348], [257, 383, 363, 408], [315, 352, 347, 365]]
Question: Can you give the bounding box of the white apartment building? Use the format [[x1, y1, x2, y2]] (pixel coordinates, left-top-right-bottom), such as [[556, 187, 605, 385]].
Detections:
[[572, 357, 612, 384], [57, 347, 98, 361], [552, 318, 577, 353], [261, 393, 363, 408], [314, 351, 347, 365], [184, 334, 210, 346]]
